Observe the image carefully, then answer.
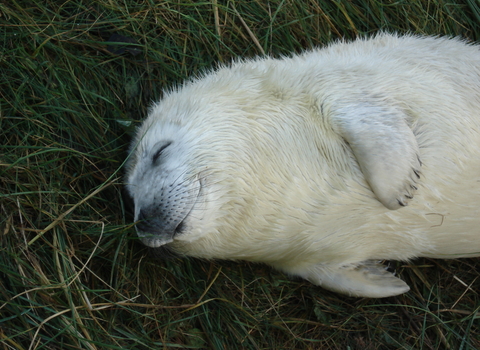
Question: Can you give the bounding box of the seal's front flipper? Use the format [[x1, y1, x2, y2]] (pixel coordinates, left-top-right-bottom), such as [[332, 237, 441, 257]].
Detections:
[[299, 261, 410, 297], [330, 101, 421, 210]]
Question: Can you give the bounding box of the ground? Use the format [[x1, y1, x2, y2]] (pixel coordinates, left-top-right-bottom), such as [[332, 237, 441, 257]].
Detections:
[[1, 1, 479, 349]]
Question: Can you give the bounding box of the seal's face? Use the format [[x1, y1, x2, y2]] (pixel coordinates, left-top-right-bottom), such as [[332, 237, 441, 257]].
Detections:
[[126, 122, 208, 248]]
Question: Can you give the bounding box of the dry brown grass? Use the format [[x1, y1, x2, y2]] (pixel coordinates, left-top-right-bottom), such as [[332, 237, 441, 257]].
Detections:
[[1, 1, 479, 349]]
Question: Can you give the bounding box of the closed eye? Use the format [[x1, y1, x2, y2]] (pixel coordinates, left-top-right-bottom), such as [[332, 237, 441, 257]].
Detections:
[[152, 141, 172, 164]]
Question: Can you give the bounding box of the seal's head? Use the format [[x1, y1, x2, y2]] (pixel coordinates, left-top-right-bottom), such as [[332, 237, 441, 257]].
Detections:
[[125, 81, 256, 252], [125, 119, 207, 249]]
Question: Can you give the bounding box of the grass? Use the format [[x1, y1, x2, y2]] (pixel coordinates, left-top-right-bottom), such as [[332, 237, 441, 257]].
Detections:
[[1, 0, 480, 349]]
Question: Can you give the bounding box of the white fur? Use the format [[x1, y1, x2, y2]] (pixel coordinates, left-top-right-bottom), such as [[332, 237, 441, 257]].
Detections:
[[126, 33, 480, 297]]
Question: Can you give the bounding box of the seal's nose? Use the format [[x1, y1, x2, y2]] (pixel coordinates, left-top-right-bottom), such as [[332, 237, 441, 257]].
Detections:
[[135, 207, 179, 234], [136, 208, 157, 233], [134, 207, 178, 248]]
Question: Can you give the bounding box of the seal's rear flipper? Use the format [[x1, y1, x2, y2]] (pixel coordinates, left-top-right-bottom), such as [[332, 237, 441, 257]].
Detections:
[[296, 261, 410, 297]]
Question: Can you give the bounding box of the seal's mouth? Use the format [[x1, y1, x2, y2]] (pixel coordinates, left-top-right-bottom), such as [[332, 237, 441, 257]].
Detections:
[[135, 217, 187, 248], [133, 173, 202, 248], [138, 234, 174, 248], [135, 191, 195, 248]]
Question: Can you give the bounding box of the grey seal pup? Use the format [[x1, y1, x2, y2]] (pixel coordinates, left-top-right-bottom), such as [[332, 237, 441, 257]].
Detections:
[[126, 33, 480, 297]]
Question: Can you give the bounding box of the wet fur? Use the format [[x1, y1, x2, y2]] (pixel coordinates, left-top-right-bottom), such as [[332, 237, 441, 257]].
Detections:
[[126, 33, 480, 297]]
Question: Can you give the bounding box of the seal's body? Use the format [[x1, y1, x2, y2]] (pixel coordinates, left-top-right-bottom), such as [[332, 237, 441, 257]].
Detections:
[[126, 33, 480, 297]]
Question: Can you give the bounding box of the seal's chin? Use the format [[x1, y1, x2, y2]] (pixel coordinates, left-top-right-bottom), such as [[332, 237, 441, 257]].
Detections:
[[137, 231, 174, 248]]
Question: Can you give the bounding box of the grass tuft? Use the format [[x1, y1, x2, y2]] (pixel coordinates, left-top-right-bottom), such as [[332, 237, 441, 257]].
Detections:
[[1, 0, 479, 349]]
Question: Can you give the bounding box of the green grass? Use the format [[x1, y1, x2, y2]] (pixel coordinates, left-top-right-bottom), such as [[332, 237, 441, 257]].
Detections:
[[1, 0, 480, 349]]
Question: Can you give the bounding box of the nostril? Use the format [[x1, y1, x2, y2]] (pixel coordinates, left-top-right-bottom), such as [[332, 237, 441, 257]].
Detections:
[[135, 207, 184, 237], [136, 209, 153, 232], [137, 208, 147, 221], [136, 221, 149, 233]]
